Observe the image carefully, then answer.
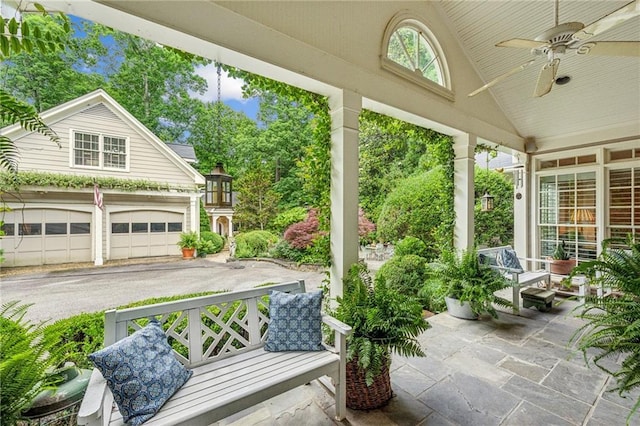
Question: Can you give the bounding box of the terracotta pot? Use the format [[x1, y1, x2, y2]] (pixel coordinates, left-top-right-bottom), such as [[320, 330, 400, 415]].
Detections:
[[181, 248, 195, 259], [549, 258, 576, 275]]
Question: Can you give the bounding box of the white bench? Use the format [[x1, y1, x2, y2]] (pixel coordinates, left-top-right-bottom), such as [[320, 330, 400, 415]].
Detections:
[[477, 246, 551, 315], [77, 280, 351, 426]]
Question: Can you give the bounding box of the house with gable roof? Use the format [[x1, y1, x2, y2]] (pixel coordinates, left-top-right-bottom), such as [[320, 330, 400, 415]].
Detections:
[[0, 89, 205, 267]]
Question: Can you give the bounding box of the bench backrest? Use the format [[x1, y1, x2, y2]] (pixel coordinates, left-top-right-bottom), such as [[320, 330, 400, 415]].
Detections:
[[103, 280, 306, 368], [477, 245, 513, 267]]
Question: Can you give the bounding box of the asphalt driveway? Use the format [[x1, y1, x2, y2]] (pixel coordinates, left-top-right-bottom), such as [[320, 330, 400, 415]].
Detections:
[[1, 255, 326, 324]]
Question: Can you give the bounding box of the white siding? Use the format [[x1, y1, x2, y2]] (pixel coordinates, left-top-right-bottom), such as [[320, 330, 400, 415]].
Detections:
[[14, 103, 198, 186]]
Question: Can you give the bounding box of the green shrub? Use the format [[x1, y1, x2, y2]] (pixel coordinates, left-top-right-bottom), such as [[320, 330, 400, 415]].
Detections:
[[199, 231, 224, 254], [377, 167, 453, 261], [1, 302, 66, 425], [272, 207, 307, 233], [235, 230, 278, 258], [270, 239, 305, 262], [43, 312, 104, 369], [474, 166, 514, 247], [417, 279, 447, 313], [375, 254, 428, 300], [395, 236, 429, 258]]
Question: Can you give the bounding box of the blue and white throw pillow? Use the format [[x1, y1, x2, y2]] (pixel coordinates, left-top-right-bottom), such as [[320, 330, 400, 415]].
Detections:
[[89, 321, 192, 426], [496, 249, 524, 273], [265, 290, 324, 352]]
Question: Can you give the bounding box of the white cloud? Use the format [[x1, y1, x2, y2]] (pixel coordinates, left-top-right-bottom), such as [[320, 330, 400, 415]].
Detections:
[[192, 64, 248, 103]]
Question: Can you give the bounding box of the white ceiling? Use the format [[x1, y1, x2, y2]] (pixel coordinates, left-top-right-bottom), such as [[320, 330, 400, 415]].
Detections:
[[436, 0, 640, 145]]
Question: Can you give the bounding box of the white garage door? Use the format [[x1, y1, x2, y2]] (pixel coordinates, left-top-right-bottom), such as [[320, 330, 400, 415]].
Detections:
[[0, 209, 92, 267], [110, 211, 184, 259]]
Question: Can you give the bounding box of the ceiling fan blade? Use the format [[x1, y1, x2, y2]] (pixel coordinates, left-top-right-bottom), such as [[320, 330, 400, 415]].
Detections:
[[533, 58, 560, 98], [572, 0, 640, 41], [468, 59, 536, 97], [496, 38, 548, 49], [576, 41, 640, 56]]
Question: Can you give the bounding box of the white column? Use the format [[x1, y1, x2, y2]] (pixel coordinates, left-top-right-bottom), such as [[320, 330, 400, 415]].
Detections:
[[94, 205, 104, 266], [211, 216, 218, 234], [513, 155, 530, 261], [190, 195, 199, 233], [329, 89, 361, 300], [228, 216, 233, 238], [453, 134, 476, 251]]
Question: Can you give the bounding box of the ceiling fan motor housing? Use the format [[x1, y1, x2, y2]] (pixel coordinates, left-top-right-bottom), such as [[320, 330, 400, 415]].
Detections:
[[533, 22, 585, 55]]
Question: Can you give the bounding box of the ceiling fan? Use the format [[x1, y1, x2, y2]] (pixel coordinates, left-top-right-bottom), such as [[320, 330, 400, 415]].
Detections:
[[468, 0, 640, 98]]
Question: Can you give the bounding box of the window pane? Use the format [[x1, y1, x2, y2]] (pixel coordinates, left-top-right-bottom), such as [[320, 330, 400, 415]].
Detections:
[[557, 174, 575, 191], [104, 136, 127, 169], [1, 223, 15, 236], [132, 223, 148, 233], [168, 222, 182, 232], [387, 25, 443, 85], [74, 132, 100, 167], [610, 169, 632, 187], [70, 223, 91, 234], [610, 188, 631, 206], [45, 223, 67, 235], [610, 208, 631, 225], [150, 222, 166, 232], [19, 223, 41, 235], [112, 223, 129, 233]]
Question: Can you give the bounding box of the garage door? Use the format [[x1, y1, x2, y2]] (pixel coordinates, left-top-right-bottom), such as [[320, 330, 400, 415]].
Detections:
[[110, 211, 184, 259], [0, 209, 92, 267]]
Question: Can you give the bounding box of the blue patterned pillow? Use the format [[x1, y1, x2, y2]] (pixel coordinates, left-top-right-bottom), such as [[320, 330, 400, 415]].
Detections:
[[88, 321, 192, 425], [496, 249, 524, 273], [265, 290, 324, 352]]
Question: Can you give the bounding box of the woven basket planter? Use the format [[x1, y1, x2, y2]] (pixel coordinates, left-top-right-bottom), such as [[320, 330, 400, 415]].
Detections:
[[345, 357, 392, 410]]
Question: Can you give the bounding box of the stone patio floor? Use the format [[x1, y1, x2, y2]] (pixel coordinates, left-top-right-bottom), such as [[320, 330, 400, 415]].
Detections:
[[215, 296, 639, 426]]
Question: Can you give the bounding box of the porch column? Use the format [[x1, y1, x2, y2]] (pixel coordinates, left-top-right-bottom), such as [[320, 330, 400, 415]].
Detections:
[[211, 216, 218, 234], [329, 89, 361, 300], [190, 195, 199, 232], [94, 204, 104, 266], [513, 156, 530, 260], [228, 216, 233, 238], [453, 134, 477, 251]]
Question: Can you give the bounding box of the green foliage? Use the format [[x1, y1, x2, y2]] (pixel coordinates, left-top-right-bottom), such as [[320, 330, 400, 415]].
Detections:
[[234, 163, 281, 231], [0, 9, 71, 173], [177, 231, 198, 249], [1, 301, 66, 425], [235, 230, 279, 258], [474, 166, 514, 247], [358, 110, 454, 222], [199, 202, 210, 233], [394, 236, 429, 259], [569, 237, 640, 423], [43, 312, 104, 369], [333, 263, 429, 386], [272, 207, 307, 234], [199, 231, 224, 254], [377, 167, 454, 260], [0, 171, 197, 193], [552, 240, 570, 260], [270, 239, 305, 263], [423, 247, 513, 318], [376, 254, 428, 300]]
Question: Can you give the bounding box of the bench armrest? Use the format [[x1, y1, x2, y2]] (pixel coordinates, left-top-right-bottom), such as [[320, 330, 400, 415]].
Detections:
[[77, 369, 110, 426], [322, 314, 352, 336]]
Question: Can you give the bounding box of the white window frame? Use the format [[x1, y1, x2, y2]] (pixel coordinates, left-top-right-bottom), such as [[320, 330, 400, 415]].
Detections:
[[70, 130, 130, 172], [381, 12, 454, 101]]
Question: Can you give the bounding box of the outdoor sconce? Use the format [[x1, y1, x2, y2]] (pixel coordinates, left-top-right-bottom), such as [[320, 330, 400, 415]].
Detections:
[[481, 191, 494, 212]]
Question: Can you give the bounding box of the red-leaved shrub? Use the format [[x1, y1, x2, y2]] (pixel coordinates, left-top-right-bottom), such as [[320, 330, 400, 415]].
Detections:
[[284, 209, 323, 249]]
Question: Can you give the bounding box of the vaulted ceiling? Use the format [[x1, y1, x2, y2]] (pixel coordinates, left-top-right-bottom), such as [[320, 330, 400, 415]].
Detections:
[[436, 0, 640, 147]]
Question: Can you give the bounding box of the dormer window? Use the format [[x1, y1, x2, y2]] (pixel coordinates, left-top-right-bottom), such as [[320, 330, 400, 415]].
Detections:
[[381, 14, 453, 101]]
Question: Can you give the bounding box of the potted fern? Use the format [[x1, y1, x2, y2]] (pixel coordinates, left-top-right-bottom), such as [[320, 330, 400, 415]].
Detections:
[[569, 236, 640, 423], [332, 262, 430, 409], [423, 247, 513, 319], [177, 231, 198, 259]]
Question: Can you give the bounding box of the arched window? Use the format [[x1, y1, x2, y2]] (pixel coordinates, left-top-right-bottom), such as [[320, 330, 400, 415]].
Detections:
[[381, 13, 453, 100]]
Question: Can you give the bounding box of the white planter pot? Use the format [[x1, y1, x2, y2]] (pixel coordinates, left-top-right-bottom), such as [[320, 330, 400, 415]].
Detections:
[[445, 297, 478, 320]]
